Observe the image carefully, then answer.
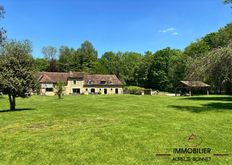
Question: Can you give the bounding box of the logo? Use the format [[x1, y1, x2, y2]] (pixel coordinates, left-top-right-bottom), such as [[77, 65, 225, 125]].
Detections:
[[183, 133, 202, 147]]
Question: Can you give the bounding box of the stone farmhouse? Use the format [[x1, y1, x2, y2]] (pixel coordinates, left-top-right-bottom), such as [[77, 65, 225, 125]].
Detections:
[[36, 72, 123, 96]]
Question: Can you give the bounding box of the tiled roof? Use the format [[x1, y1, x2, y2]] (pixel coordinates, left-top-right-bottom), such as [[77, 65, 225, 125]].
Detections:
[[36, 72, 84, 83], [180, 81, 210, 88], [36, 72, 122, 86], [84, 74, 122, 86]]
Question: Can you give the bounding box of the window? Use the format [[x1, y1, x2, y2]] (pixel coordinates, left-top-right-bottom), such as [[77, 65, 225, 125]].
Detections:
[[46, 88, 53, 92], [115, 88, 118, 94], [100, 81, 106, 84], [111, 88, 113, 91], [73, 80, 77, 84], [100, 88, 101, 91], [86, 88, 88, 91], [73, 88, 80, 94], [87, 80, 92, 84]]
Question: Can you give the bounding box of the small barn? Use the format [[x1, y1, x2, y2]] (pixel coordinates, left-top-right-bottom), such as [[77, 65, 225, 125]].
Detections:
[[175, 81, 210, 96]]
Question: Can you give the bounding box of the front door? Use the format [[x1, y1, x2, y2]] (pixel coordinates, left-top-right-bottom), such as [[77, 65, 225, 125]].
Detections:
[[104, 89, 107, 94], [73, 88, 80, 94], [115, 88, 118, 94], [91, 88, 95, 94]]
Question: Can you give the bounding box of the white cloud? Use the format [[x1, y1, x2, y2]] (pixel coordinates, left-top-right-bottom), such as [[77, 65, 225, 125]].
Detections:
[[159, 27, 179, 36], [171, 32, 179, 36], [160, 27, 176, 33]]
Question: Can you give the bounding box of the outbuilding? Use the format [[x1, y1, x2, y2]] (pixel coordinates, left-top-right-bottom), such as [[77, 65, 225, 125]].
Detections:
[[175, 81, 210, 96]]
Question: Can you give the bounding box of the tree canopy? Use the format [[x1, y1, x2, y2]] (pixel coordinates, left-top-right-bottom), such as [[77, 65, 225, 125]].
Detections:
[[0, 40, 36, 110], [0, 5, 6, 45]]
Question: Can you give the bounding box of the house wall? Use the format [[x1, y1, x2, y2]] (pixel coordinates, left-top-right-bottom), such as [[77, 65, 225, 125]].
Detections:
[[40, 83, 56, 96], [66, 79, 85, 95], [40, 80, 123, 96], [84, 87, 123, 95]]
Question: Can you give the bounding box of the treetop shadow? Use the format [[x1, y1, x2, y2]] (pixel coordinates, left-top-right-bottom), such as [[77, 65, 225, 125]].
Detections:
[[169, 102, 232, 113], [0, 108, 36, 113], [181, 96, 232, 102]]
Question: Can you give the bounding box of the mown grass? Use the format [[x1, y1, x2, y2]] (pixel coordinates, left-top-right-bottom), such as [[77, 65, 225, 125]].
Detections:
[[0, 95, 231, 164]]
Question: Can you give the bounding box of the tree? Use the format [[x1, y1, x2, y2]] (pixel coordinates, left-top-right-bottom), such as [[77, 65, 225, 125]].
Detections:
[[91, 59, 109, 74], [0, 5, 6, 45], [224, 0, 232, 4], [55, 81, 64, 99], [100, 51, 123, 80], [77, 41, 98, 72], [58, 46, 76, 72], [42, 46, 57, 72], [186, 42, 232, 94], [34, 58, 49, 71], [120, 52, 143, 85], [184, 40, 210, 58], [146, 48, 184, 91], [134, 51, 153, 87], [0, 40, 36, 110]]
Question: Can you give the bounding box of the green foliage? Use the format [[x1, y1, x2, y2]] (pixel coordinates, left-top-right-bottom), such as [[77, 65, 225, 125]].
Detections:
[[187, 43, 232, 94], [100, 51, 122, 77], [0, 5, 6, 45], [34, 22, 232, 93], [0, 40, 36, 110], [125, 89, 143, 95], [55, 81, 64, 99], [146, 48, 185, 91], [42, 46, 57, 60], [184, 23, 232, 58], [224, 0, 232, 4], [134, 51, 153, 87], [58, 46, 76, 72], [184, 40, 210, 58], [34, 58, 49, 71], [42, 46, 58, 72], [77, 40, 98, 72], [120, 52, 143, 85], [57, 41, 98, 73]]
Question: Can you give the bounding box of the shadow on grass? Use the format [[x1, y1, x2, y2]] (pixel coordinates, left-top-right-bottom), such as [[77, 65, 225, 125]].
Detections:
[[0, 108, 36, 113], [181, 96, 232, 102], [169, 103, 232, 113]]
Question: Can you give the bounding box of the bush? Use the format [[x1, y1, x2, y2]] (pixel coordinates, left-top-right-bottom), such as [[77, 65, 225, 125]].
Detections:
[[123, 86, 144, 95]]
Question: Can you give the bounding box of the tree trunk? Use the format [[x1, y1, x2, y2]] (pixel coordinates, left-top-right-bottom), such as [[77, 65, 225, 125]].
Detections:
[[8, 93, 16, 111]]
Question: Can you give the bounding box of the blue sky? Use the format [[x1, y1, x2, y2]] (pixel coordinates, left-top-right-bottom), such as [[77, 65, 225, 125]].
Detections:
[[0, 0, 231, 58]]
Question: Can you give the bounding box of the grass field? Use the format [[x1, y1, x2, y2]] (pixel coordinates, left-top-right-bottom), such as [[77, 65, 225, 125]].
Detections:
[[0, 95, 231, 164]]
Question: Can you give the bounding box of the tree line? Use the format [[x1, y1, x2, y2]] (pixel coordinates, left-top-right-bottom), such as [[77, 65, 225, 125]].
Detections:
[[35, 21, 232, 94], [35, 42, 186, 92]]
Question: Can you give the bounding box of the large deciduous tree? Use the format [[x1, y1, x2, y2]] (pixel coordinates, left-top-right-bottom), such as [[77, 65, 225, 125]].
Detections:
[[186, 42, 232, 94], [146, 48, 185, 91], [0, 40, 36, 110], [77, 40, 98, 72], [34, 58, 49, 71], [0, 5, 6, 45], [42, 46, 57, 72], [58, 46, 75, 72]]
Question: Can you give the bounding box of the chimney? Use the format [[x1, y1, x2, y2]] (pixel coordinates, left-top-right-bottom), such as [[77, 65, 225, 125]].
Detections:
[[69, 71, 73, 77]]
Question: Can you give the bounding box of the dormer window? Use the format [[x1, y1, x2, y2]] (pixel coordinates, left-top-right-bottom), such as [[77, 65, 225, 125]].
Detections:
[[100, 81, 106, 84], [87, 80, 92, 84]]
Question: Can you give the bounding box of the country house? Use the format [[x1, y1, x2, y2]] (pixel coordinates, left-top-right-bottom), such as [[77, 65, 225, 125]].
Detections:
[[36, 72, 123, 96]]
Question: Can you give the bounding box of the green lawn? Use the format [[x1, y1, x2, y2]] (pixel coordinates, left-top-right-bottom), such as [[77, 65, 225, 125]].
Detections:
[[0, 95, 231, 165]]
